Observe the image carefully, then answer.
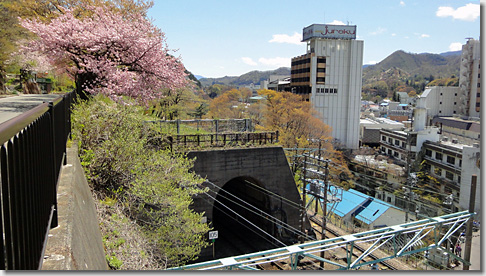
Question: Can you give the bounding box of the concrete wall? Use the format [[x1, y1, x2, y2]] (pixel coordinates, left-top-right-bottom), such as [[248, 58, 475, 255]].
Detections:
[[41, 146, 108, 270], [187, 147, 309, 259]]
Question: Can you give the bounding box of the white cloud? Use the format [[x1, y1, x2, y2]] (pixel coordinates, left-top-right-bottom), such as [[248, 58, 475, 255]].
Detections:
[[449, 42, 463, 51], [391, 33, 397, 37], [258, 57, 290, 68], [370, 27, 387, 35], [421, 34, 430, 38], [436, 3, 480, 21], [367, 61, 378, 65], [327, 20, 346, 25], [400, 1, 405, 6], [269, 32, 303, 45], [241, 57, 257, 66]]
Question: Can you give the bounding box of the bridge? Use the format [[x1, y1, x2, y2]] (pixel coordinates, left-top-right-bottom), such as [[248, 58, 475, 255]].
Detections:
[[170, 211, 474, 270]]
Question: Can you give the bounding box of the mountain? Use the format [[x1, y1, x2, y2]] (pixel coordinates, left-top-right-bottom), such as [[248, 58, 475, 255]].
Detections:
[[198, 50, 461, 91], [439, 50, 461, 57], [199, 67, 290, 87], [194, 75, 205, 80], [363, 50, 461, 85]]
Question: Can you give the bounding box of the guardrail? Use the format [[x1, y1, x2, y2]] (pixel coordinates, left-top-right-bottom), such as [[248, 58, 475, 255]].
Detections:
[[0, 91, 76, 270]]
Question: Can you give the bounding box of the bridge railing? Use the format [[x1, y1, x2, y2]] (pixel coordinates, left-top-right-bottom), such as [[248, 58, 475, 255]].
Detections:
[[0, 91, 76, 270], [167, 131, 279, 150]]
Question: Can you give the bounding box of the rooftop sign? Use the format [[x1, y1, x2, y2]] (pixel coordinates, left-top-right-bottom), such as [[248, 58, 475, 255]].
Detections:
[[303, 24, 357, 41]]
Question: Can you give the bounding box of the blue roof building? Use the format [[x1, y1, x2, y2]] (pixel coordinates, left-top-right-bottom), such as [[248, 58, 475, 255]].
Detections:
[[326, 189, 408, 229]]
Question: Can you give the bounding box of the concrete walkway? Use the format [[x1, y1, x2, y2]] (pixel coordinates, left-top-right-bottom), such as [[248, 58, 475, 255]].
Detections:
[[452, 229, 481, 270], [0, 94, 61, 124]]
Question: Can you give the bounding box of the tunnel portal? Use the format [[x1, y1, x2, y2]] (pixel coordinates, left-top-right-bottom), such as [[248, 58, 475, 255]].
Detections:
[[212, 177, 278, 259], [187, 147, 310, 262]]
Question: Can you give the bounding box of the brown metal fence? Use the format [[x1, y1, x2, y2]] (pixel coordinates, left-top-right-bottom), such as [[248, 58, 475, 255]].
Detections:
[[0, 91, 76, 270], [167, 131, 279, 150]]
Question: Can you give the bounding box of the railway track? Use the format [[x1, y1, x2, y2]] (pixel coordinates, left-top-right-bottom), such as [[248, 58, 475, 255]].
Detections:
[[309, 215, 398, 270]]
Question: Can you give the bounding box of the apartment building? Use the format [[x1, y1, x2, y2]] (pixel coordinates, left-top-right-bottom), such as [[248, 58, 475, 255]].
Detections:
[[421, 139, 481, 216]]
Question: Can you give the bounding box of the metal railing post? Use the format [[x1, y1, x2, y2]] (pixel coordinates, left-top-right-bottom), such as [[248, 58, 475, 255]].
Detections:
[[47, 102, 59, 229]]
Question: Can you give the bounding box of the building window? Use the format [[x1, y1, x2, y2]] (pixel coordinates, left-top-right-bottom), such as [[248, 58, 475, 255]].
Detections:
[[402, 141, 406, 148], [454, 102, 457, 105], [394, 152, 399, 158], [388, 138, 392, 144], [435, 168, 442, 177], [317, 58, 326, 63], [316, 77, 326, 83], [447, 155, 455, 165], [458, 176, 461, 183], [387, 197, 391, 203], [440, 102, 442, 105], [445, 171, 454, 181], [388, 149, 392, 155], [435, 152, 443, 161], [382, 136, 386, 141], [317, 68, 326, 73], [425, 149, 432, 157], [459, 159, 462, 167], [455, 93, 458, 96], [395, 140, 400, 146]]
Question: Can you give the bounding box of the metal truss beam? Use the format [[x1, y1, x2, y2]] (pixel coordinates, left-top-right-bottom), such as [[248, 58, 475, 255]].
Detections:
[[168, 211, 473, 270]]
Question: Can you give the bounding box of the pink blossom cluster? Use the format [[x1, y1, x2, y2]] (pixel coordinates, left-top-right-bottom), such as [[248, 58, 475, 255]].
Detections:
[[20, 5, 188, 103]]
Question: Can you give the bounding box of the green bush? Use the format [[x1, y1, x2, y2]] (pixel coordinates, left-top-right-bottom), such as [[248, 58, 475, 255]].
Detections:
[[72, 95, 211, 268]]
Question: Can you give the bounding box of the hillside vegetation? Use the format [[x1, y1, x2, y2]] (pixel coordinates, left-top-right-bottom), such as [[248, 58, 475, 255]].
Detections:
[[72, 95, 211, 269], [361, 50, 460, 101]]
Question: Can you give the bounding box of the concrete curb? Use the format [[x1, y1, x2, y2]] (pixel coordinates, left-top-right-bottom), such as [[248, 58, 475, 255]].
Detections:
[[41, 145, 109, 270]]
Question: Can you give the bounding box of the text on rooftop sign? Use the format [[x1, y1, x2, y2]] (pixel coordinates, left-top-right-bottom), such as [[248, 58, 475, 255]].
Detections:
[[303, 24, 357, 41]]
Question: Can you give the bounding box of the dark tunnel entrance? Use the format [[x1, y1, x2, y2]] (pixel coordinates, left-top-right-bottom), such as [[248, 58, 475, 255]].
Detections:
[[211, 177, 283, 259]]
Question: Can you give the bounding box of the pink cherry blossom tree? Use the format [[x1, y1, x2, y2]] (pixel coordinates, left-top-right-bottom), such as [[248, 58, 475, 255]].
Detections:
[[20, 5, 187, 103]]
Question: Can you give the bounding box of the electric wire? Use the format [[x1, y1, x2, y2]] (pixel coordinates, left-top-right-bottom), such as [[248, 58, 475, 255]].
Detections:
[[203, 189, 288, 247], [204, 182, 316, 241], [242, 179, 304, 211], [204, 180, 315, 239], [198, 192, 279, 247]]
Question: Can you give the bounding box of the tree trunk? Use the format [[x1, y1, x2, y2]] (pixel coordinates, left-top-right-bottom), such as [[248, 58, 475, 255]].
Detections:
[[76, 72, 96, 100], [0, 69, 5, 94]]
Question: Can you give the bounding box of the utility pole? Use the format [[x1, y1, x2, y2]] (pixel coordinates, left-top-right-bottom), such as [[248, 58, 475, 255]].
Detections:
[[463, 174, 477, 270], [405, 131, 414, 222], [316, 141, 322, 214], [320, 159, 330, 269], [300, 155, 307, 244]]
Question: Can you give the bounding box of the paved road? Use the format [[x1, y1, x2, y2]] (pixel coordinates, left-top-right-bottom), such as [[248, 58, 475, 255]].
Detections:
[[453, 229, 481, 270], [0, 94, 61, 125]]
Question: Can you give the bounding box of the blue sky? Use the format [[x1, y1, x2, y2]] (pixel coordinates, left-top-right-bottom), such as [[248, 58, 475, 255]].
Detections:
[[147, 0, 481, 78]]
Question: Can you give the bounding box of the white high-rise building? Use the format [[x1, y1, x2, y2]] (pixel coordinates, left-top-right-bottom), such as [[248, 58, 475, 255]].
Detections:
[[291, 24, 363, 149], [458, 38, 481, 119]]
